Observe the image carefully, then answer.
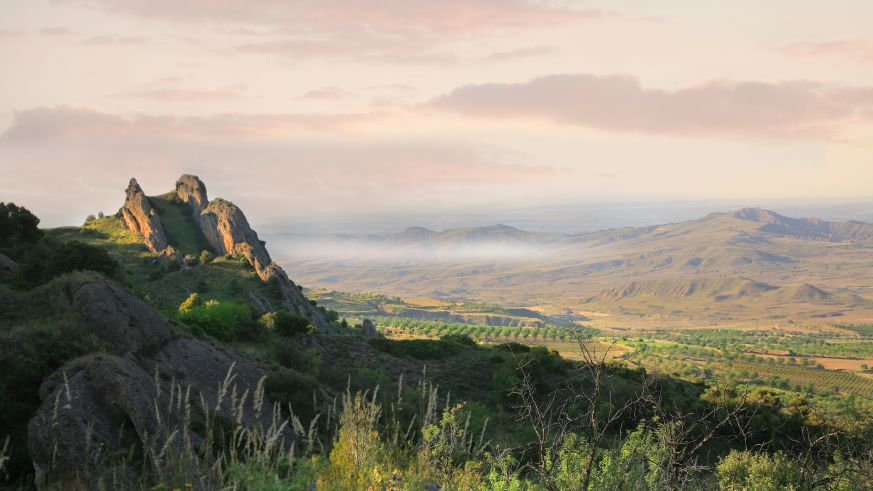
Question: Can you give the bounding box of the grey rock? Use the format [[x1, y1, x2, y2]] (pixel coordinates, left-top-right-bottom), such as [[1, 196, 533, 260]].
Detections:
[[120, 178, 168, 253], [175, 174, 209, 217], [73, 281, 173, 353], [198, 198, 273, 280], [28, 354, 184, 490]]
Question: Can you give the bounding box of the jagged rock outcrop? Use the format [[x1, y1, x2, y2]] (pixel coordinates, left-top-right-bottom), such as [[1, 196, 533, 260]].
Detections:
[[198, 198, 273, 279], [119, 174, 329, 331], [27, 280, 292, 489], [120, 179, 168, 253], [175, 174, 209, 217]]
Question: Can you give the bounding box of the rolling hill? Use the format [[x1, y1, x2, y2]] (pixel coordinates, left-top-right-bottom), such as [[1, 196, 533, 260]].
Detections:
[[276, 208, 873, 328]]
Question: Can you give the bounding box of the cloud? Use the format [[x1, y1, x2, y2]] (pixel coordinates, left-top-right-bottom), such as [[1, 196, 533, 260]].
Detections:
[[781, 40, 873, 64], [60, 0, 604, 32], [62, 0, 607, 64], [0, 105, 560, 226], [235, 30, 460, 65], [430, 73, 873, 139], [0, 105, 391, 142], [81, 35, 147, 45], [39, 26, 74, 36], [123, 83, 248, 102], [481, 45, 555, 62], [299, 87, 355, 101]]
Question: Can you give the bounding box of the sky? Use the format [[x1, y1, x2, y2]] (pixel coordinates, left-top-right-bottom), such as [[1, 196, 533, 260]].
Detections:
[[1, 0, 873, 227]]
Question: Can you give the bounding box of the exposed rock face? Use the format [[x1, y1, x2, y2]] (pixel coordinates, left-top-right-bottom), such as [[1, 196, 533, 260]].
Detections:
[[73, 281, 173, 353], [199, 198, 273, 279], [28, 280, 292, 489], [175, 174, 209, 217], [120, 178, 168, 252], [362, 318, 379, 337]]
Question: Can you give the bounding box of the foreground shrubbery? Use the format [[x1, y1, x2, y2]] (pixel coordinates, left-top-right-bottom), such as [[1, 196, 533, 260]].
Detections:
[[16, 365, 870, 490]]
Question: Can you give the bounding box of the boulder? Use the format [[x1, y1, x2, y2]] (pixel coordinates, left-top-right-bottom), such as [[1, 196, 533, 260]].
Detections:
[[120, 178, 168, 253], [72, 281, 173, 353], [28, 354, 182, 489], [175, 174, 209, 217]]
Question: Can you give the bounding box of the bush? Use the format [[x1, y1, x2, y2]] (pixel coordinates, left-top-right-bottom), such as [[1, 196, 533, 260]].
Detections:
[[317, 305, 339, 323], [265, 368, 321, 423], [179, 299, 253, 342], [15, 239, 120, 288], [199, 250, 214, 265], [717, 450, 800, 490], [179, 292, 200, 313], [368, 336, 471, 360], [0, 202, 43, 251], [259, 310, 312, 337]]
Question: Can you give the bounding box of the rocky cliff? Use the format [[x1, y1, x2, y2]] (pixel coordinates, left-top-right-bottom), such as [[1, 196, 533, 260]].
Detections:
[[122, 174, 328, 331]]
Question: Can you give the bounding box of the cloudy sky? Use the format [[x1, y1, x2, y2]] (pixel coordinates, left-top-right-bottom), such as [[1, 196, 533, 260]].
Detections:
[[1, 0, 872, 227]]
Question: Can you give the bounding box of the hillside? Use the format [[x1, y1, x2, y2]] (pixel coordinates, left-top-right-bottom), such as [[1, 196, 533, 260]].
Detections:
[[2, 182, 873, 490], [279, 209, 873, 327]]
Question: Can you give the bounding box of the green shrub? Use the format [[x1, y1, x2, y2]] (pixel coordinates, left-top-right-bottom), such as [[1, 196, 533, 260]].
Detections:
[[0, 202, 43, 251], [317, 305, 339, 323], [259, 310, 312, 337], [199, 250, 214, 265], [368, 336, 470, 360], [179, 300, 252, 342], [265, 368, 321, 423], [15, 238, 120, 288], [179, 292, 200, 313], [717, 449, 800, 490]]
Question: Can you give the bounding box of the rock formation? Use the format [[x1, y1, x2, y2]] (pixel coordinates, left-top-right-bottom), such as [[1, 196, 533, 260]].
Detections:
[[198, 198, 273, 278], [175, 174, 209, 217], [27, 279, 292, 489], [120, 179, 168, 253], [120, 174, 329, 331]]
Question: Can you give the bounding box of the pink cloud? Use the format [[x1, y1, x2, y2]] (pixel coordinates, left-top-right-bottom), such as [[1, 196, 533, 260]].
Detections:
[[0, 105, 560, 226], [481, 45, 555, 63], [781, 40, 873, 64], [81, 35, 147, 45], [60, 0, 604, 32], [123, 83, 248, 102], [0, 105, 392, 141], [431, 74, 873, 139]]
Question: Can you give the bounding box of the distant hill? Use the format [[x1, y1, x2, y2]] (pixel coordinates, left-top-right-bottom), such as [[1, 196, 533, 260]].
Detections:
[[732, 207, 873, 241], [283, 208, 873, 327]]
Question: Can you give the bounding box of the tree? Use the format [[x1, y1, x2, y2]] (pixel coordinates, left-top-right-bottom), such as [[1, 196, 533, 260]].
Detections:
[[0, 202, 42, 250]]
